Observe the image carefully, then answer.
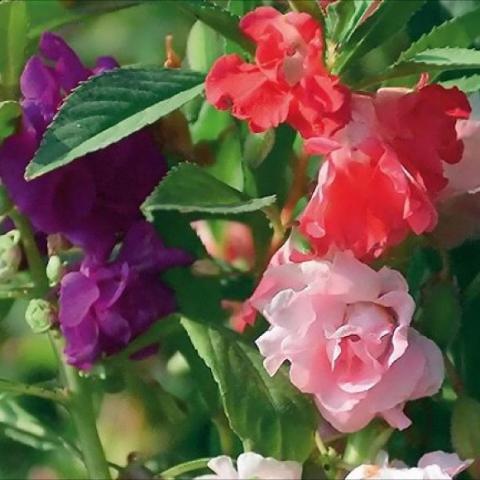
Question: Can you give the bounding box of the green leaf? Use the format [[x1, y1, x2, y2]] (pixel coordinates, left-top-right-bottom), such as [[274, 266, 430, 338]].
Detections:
[[181, 319, 317, 461], [176, 0, 254, 54], [26, 67, 205, 179], [142, 163, 276, 216], [326, 0, 372, 45], [334, 0, 426, 74], [357, 48, 480, 89], [0, 0, 28, 99], [0, 100, 20, 144], [452, 396, 480, 477], [27, 0, 146, 40], [441, 74, 480, 92], [244, 130, 276, 169], [186, 20, 224, 73], [398, 5, 480, 62], [0, 396, 66, 451]]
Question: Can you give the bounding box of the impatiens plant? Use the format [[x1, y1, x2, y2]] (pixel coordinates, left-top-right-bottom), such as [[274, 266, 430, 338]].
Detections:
[[2, 1, 480, 479]]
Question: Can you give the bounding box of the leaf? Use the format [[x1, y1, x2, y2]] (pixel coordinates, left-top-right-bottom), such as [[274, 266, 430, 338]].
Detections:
[[452, 396, 480, 477], [398, 5, 480, 62], [441, 74, 480, 93], [186, 20, 224, 73], [356, 48, 480, 89], [326, 0, 372, 45], [0, 101, 20, 144], [181, 319, 317, 461], [334, 0, 426, 74], [0, 0, 28, 98], [26, 67, 205, 179], [244, 130, 276, 169], [0, 396, 66, 451], [142, 163, 276, 216], [27, 0, 146, 40], [176, 0, 254, 54]]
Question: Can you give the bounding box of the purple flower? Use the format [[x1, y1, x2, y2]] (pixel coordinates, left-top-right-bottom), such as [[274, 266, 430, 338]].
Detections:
[[59, 221, 191, 370], [0, 33, 166, 258]]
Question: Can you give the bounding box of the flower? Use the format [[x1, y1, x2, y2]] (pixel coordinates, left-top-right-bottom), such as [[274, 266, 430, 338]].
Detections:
[[301, 86, 470, 259], [0, 33, 166, 258], [253, 251, 444, 433], [195, 452, 302, 480], [205, 6, 350, 136], [59, 222, 191, 369], [346, 450, 472, 479], [192, 220, 255, 270]]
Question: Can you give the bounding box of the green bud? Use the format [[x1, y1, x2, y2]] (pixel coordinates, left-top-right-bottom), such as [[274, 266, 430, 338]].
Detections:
[[46, 255, 65, 286], [0, 230, 21, 281], [25, 299, 56, 334]]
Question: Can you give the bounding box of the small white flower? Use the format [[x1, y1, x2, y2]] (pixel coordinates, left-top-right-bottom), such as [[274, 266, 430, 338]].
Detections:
[[196, 452, 302, 480]]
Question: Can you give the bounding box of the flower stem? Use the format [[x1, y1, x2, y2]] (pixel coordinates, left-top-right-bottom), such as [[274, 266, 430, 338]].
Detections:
[[9, 204, 111, 480], [159, 458, 210, 479], [0, 377, 66, 403], [56, 347, 112, 480]]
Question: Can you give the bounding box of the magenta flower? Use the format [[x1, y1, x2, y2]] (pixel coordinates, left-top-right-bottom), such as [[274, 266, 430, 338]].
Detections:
[[59, 222, 191, 370], [0, 33, 166, 258]]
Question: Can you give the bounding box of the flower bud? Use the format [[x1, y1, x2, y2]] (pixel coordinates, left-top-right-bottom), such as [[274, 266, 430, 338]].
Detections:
[[0, 230, 22, 281], [46, 255, 65, 286], [25, 299, 56, 334]]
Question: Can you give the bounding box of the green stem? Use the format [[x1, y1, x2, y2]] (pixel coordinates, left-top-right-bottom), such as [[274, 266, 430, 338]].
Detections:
[[159, 458, 211, 479], [8, 207, 49, 296], [9, 203, 111, 480], [53, 338, 111, 480], [0, 378, 66, 403]]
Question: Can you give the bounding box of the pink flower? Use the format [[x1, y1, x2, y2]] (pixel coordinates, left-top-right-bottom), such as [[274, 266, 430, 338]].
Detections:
[[300, 86, 470, 259], [192, 220, 255, 270], [253, 251, 444, 433], [205, 6, 350, 135], [196, 452, 302, 480], [346, 451, 472, 479]]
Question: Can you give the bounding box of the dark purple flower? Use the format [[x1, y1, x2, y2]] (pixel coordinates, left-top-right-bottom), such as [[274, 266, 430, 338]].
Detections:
[[59, 221, 191, 370], [0, 33, 166, 258]]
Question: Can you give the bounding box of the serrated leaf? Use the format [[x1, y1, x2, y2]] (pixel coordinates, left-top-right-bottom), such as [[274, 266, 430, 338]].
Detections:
[[441, 74, 480, 92], [357, 48, 480, 89], [326, 0, 372, 45], [26, 67, 205, 179], [181, 318, 317, 461], [176, 0, 254, 54], [334, 0, 426, 74], [398, 4, 480, 61], [142, 163, 276, 216]]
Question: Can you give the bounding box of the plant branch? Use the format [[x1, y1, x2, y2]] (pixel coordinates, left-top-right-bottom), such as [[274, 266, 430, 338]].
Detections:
[[0, 378, 67, 403], [159, 458, 211, 480]]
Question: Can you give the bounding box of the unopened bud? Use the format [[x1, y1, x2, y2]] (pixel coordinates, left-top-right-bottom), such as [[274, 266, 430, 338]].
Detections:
[[0, 230, 21, 281], [46, 255, 65, 286], [25, 299, 56, 334]]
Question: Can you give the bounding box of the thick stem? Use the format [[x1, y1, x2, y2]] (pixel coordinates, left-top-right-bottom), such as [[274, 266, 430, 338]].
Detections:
[[57, 352, 112, 480], [9, 204, 111, 480]]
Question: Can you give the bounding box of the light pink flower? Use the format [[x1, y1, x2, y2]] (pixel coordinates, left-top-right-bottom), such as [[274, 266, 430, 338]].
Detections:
[[196, 452, 302, 480], [253, 251, 444, 433], [346, 450, 472, 479]]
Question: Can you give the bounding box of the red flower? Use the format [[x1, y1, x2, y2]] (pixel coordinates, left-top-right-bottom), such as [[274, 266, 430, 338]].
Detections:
[[300, 87, 470, 260], [205, 6, 350, 135], [375, 85, 471, 194]]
